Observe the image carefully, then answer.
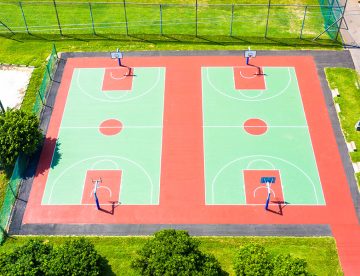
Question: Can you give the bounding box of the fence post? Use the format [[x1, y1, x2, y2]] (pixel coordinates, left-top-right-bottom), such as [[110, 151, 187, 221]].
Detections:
[[46, 63, 53, 81], [123, 0, 129, 35], [19, 2, 29, 34], [53, 0, 62, 35], [160, 4, 163, 35], [335, 0, 348, 41], [89, 3, 96, 35], [230, 4, 234, 36], [300, 5, 308, 39], [195, 0, 198, 37], [264, 0, 271, 38]]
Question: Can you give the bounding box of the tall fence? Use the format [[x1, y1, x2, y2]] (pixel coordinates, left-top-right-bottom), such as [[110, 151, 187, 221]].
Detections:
[[33, 44, 58, 117], [0, 45, 58, 244], [0, 1, 345, 41], [318, 0, 344, 39]]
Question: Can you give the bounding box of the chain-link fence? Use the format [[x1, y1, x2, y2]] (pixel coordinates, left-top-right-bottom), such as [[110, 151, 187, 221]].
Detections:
[[0, 153, 28, 243], [0, 1, 345, 41], [33, 44, 58, 117], [0, 45, 58, 244]]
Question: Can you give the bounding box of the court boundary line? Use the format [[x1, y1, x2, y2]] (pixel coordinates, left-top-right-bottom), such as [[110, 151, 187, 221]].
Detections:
[[208, 155, 323, 205], [45, 155, 157, 205], [292, 70, 327, 206], [76, 67, 164, 103], [204, 66, 293, 102]]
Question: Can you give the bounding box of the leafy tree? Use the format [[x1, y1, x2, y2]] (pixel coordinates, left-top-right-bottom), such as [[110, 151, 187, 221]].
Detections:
[[45, 238, 104, 276], [0, 239, 52, 275], [272, 253, 313, 276], [233, 244, 273, 276], [0, 109, 42, 168], [132, 229, 225, 275]]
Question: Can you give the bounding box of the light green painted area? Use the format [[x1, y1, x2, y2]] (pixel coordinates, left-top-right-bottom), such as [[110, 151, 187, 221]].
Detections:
[[202, 67, 325, 205], [42, 67, 165, 205]]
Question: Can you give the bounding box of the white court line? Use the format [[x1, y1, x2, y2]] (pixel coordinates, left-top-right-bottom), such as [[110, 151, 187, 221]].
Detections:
[[253, 186, 276, 198], [210, 155, 320, 205], [89, 185, 113, 198], [246, 159, 275, 170], [76, 67, 163, 103], [110, 71, 127, 80], [203, 125, 308, 128], [60, 126, 163, 129], [205, 67, 292, 102], [292, 69, 327, 206], [239, 70, 257, 79], [46, 155, 155, 205]]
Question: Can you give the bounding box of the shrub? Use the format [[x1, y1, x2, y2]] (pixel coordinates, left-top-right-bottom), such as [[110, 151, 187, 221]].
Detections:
[[233, 244, 273, 276], [45, 238, 104, 276], [0, 109, 42, 168], [272, 253, 313, 276], [0, 239, 52, 275], [132, 229, 225, 275]]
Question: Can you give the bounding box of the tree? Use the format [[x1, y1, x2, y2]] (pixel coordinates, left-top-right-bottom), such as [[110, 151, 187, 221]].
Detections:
[[272, 253, 313, 276], [233, 244, 273, 276], [0, 239, 52, 275], [45, 238, 104, 276], [132, 229, 225, 275], [0, 109, 42, 168]]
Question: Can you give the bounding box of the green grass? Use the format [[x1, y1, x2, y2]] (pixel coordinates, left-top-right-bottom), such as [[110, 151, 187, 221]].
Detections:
[[325, 68, 360, 185], [0, 0, 339, 41], [0, 236, 342, 275], [0, 171, 9, 211]]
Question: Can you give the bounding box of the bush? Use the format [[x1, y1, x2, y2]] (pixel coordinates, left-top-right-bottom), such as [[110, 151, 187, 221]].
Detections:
[[0, 109, 42, 168], [0, 238, 104, 276], [233, 243, 273, 276], [45, 238, 104, 276], [272, 253, 313, 276], [233, 244, 314, 276], [0, 239, 52, 275], [132, 229, 225, 275]]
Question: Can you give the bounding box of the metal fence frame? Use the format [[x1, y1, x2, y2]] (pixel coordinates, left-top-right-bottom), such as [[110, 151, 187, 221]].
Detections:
[[0, 1, 346, 41]]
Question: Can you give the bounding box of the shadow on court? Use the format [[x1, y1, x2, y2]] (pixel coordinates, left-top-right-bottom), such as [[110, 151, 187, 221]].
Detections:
[[98, 201, 120, 215], [266, 200, 289, 216]]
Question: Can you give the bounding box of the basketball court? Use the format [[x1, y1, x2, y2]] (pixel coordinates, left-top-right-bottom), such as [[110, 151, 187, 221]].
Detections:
[[16, 51, 357, 231], [11, 51, 360, 273]]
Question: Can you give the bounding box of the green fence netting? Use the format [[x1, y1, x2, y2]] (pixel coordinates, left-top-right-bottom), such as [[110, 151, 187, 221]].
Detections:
[[0, 45, 58, 244], [0, 153, 28, 243], [318, 0, 344, 39], [33, 44, 58, 116]]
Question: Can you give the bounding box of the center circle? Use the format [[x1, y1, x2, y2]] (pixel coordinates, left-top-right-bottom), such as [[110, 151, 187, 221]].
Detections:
[[99, 119, 123, 136], [243, 118, 268, 135]]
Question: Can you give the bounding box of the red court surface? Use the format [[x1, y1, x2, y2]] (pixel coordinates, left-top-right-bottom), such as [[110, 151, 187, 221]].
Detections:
[[23, 55, 360, 274], [233, 66, 265, 90], [102, 67, 133, 91], [243, 170, 284, 205], [81, 170, 121, 206]]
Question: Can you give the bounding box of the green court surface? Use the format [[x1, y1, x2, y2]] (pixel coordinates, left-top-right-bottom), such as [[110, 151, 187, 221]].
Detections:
[[202, 67, 325, 205], [42, 67, 165, 205]]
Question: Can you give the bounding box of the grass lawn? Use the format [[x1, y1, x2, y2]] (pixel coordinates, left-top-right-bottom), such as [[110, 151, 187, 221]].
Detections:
[[325, 68, 360, 186], [0, 235, 342, 275], [0, 171, 9, 211]]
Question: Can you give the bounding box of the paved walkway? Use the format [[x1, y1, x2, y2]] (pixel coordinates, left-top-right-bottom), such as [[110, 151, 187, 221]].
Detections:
[[341, 0, 360, 72]]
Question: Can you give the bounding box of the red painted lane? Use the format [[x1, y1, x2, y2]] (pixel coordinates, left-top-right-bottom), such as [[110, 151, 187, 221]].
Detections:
[[160, 58, 204, 209], [332, 225, 360, 276]]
